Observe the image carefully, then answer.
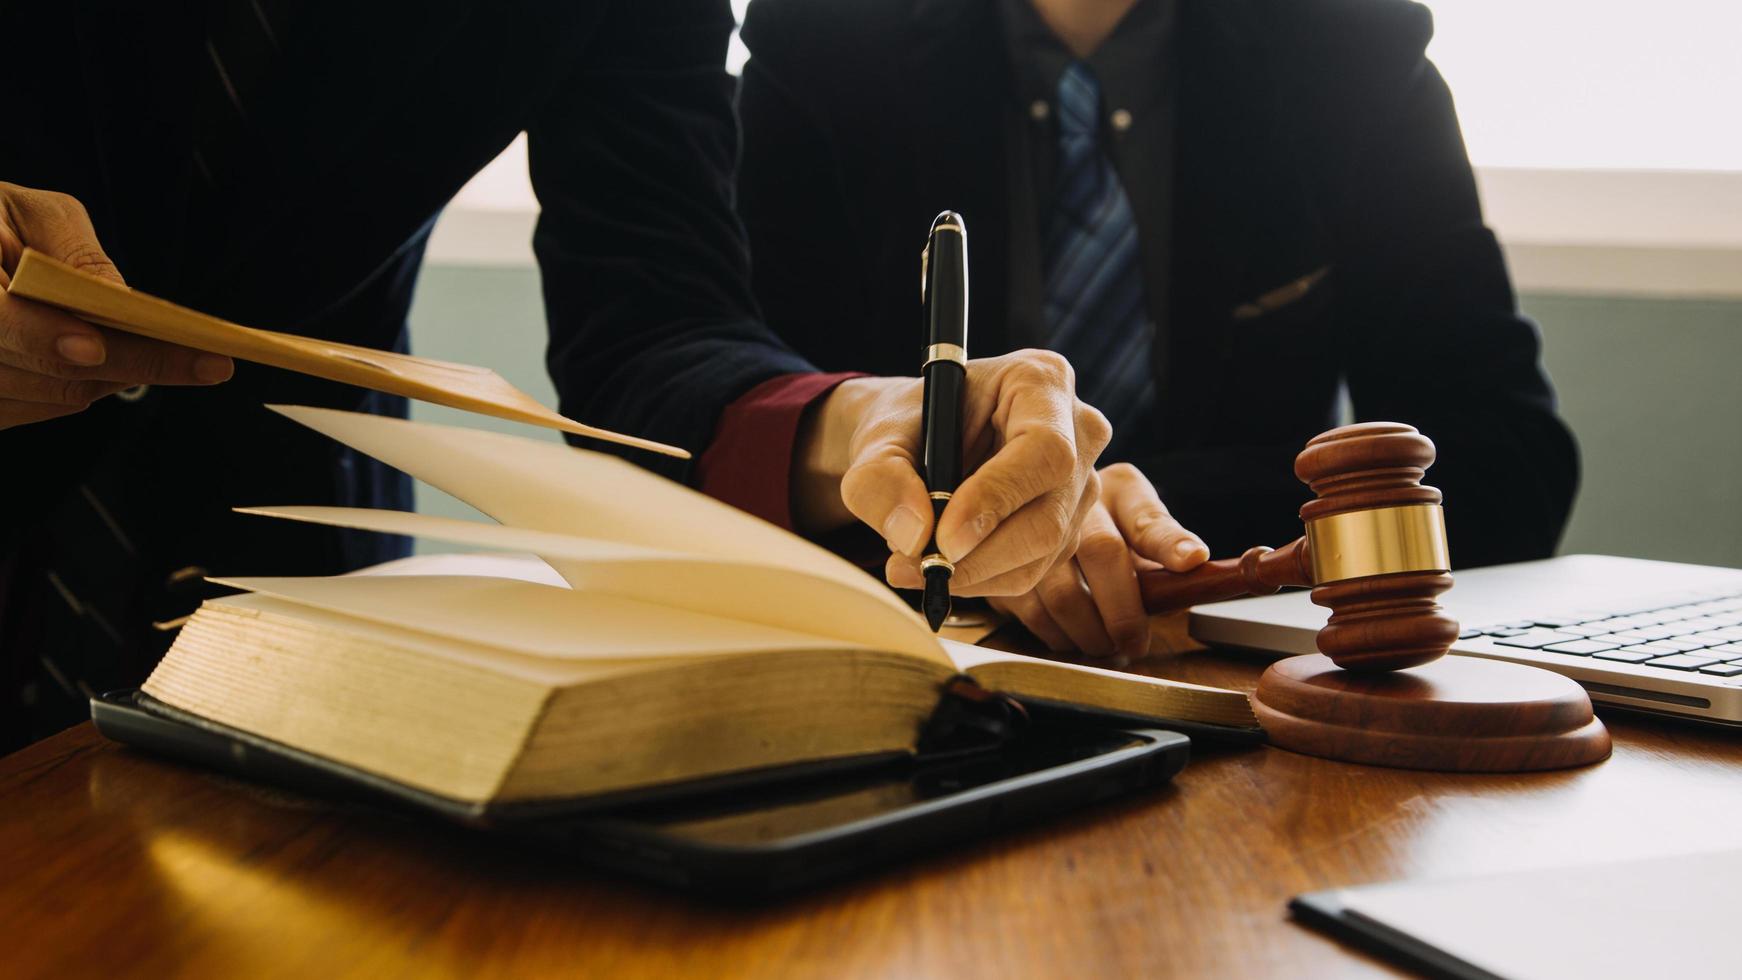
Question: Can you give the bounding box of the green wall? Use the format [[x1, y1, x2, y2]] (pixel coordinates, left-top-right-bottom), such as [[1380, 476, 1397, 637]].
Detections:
[[406, 265, 558, 539], [1529, 294, 1742, 568], [406, 264, 1742, 569]]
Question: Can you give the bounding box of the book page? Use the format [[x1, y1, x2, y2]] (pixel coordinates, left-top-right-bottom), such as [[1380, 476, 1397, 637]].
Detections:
[[3, 249, 684, 457], [214, 574, 892, 663], [345, 552, 567, 585], [941, 638, 1257, 727], [237, 506, 948, 664], [941, 639, 1239, 697], [197, 592, 642, 686], [267, 406, 921, 630]]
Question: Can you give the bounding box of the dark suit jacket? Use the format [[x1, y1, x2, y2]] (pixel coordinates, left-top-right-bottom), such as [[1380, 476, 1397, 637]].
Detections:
[[737, 0, 1579, 566], [0, 0, 812, 742]]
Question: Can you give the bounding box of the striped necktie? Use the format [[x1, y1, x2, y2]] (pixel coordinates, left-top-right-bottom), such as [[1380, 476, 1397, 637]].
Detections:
[[1043, 61, 1156, 455]]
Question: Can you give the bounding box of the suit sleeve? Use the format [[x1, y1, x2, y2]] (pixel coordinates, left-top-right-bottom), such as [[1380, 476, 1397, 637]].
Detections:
[[735, 0, 878, 363], [1324, 12, 1577, 568], [526, 0, 818, 483], [1126, 6, 1577, 568]]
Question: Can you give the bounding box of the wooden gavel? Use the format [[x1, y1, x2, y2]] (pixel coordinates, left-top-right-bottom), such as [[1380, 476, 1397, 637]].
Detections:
[[1138, 422, 1460, 672]]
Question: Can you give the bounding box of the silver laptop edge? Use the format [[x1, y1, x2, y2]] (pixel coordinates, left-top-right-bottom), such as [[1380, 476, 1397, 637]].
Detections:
[[1189, 554, 1742, 726]]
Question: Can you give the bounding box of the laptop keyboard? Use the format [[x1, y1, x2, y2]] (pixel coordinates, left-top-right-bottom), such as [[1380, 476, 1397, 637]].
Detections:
[[1462, 590, 1742, 678]]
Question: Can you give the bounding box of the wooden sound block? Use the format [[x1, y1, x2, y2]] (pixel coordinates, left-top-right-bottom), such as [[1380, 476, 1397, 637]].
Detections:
[[1252, 654, 1612, 772]]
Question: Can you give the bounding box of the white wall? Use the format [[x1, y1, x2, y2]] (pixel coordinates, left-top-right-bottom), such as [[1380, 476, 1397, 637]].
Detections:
[[1426, 0, 1742, 172]]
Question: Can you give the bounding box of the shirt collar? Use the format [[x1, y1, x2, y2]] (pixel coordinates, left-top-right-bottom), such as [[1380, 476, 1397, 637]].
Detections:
[[997, 0, 1175, 124]]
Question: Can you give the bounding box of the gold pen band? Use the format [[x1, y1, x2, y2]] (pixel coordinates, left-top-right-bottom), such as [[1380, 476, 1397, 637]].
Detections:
[[920, 554, 954, 574], [932, 222, 964, 235], [929, 491, 952, 501], [922, 343, 967, 369], [1304, 503, 1450, 585]]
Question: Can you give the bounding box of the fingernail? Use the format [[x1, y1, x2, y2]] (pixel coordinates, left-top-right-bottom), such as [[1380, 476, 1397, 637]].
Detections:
[[56, 335, 104, 366], [194, 354, 233, 383], [1174, 539, 1202, 559], [881, 506, 927, 557], [940, 512, 995, 562]]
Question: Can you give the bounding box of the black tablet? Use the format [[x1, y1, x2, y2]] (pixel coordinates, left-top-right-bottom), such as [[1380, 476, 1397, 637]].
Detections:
[[93, 689, 1191, 898]]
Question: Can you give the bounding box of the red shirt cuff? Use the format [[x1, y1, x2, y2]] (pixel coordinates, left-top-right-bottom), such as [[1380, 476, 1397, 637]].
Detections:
[[697, 371, 865, 532]]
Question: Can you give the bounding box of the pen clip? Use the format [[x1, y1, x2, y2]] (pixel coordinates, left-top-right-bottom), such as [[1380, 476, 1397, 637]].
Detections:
[[920, 242, 930, 303]]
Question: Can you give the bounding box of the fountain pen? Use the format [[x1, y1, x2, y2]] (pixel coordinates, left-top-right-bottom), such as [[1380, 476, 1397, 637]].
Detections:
[[919, 211, 968, 631]]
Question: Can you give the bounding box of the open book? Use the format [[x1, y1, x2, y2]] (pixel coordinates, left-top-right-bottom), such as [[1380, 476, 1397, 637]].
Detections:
[[141, 407, 1257, 806]]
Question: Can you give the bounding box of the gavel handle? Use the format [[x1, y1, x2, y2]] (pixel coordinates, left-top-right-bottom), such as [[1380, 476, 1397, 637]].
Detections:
[[1138, 537, 1313, 613]]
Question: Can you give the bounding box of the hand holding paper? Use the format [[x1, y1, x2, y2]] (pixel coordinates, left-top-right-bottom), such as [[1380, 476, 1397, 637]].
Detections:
[[0, 182, 233, 429], [4, 242, 685, 457]]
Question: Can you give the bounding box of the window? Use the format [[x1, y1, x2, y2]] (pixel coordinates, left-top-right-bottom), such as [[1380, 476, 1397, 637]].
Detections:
[[1427, 0, 1742, 171]]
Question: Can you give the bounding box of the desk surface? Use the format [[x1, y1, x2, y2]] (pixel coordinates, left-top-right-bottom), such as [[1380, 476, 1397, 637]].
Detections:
[[6, 616, 1742, 980]]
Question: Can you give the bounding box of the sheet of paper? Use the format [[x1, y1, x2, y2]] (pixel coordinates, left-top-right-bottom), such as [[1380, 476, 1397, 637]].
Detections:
[[4, 249, 684, 456], [1328, 849, 1742, 980], [237, 505, 947, 664]]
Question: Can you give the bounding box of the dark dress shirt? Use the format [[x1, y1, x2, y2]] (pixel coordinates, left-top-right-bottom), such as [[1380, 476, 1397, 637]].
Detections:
[[997, 0, 1177, 357]]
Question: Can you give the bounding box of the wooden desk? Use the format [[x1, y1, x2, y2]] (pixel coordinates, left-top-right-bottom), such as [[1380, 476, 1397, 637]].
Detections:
[[5, 615, 1741, 979]]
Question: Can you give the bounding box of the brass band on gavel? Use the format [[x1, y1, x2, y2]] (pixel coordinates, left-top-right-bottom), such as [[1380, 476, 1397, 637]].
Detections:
[[1303, 503, 1451, 586]]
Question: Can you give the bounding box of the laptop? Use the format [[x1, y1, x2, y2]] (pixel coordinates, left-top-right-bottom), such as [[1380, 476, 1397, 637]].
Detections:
[[1190, 554, 1742, 727]]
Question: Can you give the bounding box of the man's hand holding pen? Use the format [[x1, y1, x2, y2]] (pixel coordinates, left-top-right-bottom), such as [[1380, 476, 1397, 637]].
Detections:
[[793, 350, 1211, 662], [793, 349, 1112, 597], [789, 210, 1208, 657]]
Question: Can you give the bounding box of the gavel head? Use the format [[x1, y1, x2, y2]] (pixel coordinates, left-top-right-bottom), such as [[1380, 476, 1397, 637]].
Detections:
[[1296, 422, 1460, 672]]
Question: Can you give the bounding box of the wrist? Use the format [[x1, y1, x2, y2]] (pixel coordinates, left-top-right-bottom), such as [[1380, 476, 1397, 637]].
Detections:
[[792, 376, 898, 533]]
